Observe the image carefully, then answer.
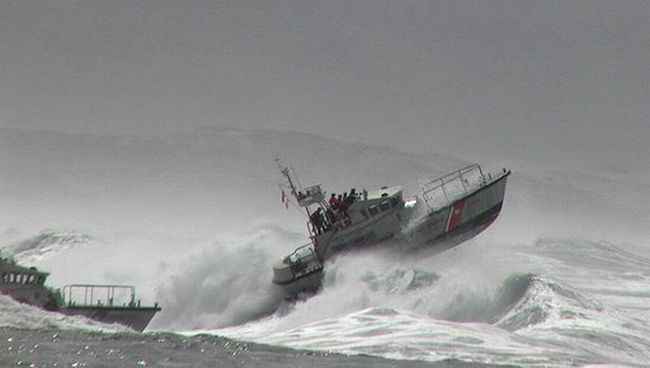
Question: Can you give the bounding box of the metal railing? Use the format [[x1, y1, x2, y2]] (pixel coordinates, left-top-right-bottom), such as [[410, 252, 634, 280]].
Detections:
[[421, 164, 487, 209], [285, 243, 322, 278], [62, 284, 137, 307]]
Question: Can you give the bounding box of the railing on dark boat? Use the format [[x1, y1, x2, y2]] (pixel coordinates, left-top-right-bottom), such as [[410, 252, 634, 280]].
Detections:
[[62, 284, 152, 308], [60, 284, 161, 332]]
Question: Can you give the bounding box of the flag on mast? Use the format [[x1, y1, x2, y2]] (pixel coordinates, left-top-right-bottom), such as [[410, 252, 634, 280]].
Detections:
[[281, 190, 289, 209]]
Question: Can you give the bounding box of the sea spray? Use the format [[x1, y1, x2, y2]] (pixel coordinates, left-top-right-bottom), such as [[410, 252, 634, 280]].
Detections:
[[152, 223, 304, 329]]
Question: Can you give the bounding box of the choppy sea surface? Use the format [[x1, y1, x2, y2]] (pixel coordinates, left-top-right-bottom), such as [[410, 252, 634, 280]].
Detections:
[[2, 129, 650, 367], [1, 235, 650, 367]]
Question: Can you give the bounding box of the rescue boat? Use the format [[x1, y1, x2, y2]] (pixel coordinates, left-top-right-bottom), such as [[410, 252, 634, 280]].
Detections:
[[272, 161, 510, 298]]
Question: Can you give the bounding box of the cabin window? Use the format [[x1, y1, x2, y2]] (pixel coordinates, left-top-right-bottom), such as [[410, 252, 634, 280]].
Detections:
[[2, 273, 8, 284], [390, 196, 399, 208], [368, 205, 379, 216], [8, 273, 14, 283], [28, 275, 36, 284], [379, 201, 390, 212]]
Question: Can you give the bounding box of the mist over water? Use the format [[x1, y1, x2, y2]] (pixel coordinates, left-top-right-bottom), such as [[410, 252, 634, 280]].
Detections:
[[152, 223, 300, 330], [2, 128, 650, 366]]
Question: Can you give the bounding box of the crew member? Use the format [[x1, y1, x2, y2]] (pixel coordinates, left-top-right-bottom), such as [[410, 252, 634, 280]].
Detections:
[[310, 208, 325, 235], [329, 193, 338, 209]]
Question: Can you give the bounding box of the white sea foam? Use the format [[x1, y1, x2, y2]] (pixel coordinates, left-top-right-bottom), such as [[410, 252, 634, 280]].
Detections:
[[203, 238, 650, 367], [3, 129, 650, 366], [0, 294, 127, 332]]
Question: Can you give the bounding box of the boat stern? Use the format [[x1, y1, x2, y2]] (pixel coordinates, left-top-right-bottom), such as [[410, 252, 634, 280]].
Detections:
[[272, 243, 324, 298]]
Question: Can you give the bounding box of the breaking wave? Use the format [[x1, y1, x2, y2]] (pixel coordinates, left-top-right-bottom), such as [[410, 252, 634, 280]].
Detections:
[[214, 268, 650, 366], [151, 223, 303, 330], [493, 273, 603, 331], [156, 234, 616, 334], [1, 230, 93, 265], [0, 294, 127, 332]]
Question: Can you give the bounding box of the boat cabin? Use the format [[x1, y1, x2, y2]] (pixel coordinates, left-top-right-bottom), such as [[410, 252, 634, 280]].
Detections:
[[0, 261, 49, 287], [308, 186, 405, 236], [354, 186, 404, 222]]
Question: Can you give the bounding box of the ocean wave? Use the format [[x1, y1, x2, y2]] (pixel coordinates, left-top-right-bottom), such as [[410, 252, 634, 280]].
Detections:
[[534, 239, 650, 271], [151, 224, 300, 330], [361, 269, 440, 294], [214, 270, 650, 366], [494, 273, 602, 331], [0, 294, 127, 332], [1, 230, 94, 265]]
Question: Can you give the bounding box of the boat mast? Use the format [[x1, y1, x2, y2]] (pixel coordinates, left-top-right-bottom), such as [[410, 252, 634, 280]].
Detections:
[[275, 159, 312, 218]]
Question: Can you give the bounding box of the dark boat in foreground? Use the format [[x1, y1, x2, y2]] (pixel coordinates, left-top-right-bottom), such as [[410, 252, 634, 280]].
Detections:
[[272, 162, 511, 298], [0, 259, 160, 331]]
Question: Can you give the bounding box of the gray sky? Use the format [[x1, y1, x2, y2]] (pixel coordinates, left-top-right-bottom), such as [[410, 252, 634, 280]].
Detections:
[[1, 0, 648, 170]]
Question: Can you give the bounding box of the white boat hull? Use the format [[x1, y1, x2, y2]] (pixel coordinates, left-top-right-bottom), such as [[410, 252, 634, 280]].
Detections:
[[405, 171, 508, 250], [272, 165, 511, 299]]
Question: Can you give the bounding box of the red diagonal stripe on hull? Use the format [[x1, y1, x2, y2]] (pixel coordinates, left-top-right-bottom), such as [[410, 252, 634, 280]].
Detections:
[[447, 200, 465, 231]]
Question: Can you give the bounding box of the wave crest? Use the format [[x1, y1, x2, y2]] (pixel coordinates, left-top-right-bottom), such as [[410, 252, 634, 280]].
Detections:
[[2, 230, 94, 264], [495, 273, 603, 331]]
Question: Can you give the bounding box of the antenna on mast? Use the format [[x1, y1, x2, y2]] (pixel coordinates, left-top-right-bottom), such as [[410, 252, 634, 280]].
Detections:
[[275, 158, 325, 214], [275, 158, 299, 198]]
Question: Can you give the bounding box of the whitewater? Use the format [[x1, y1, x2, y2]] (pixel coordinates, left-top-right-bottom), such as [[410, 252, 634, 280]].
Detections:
[[2, 128, 650, 367]]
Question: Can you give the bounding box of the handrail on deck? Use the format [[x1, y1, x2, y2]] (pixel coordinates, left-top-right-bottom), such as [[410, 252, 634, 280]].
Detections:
[[284, 243, 321, 278], [286, 243, 316, 261], [62, 284, 136, 307], [421, 164, 486, 207]]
